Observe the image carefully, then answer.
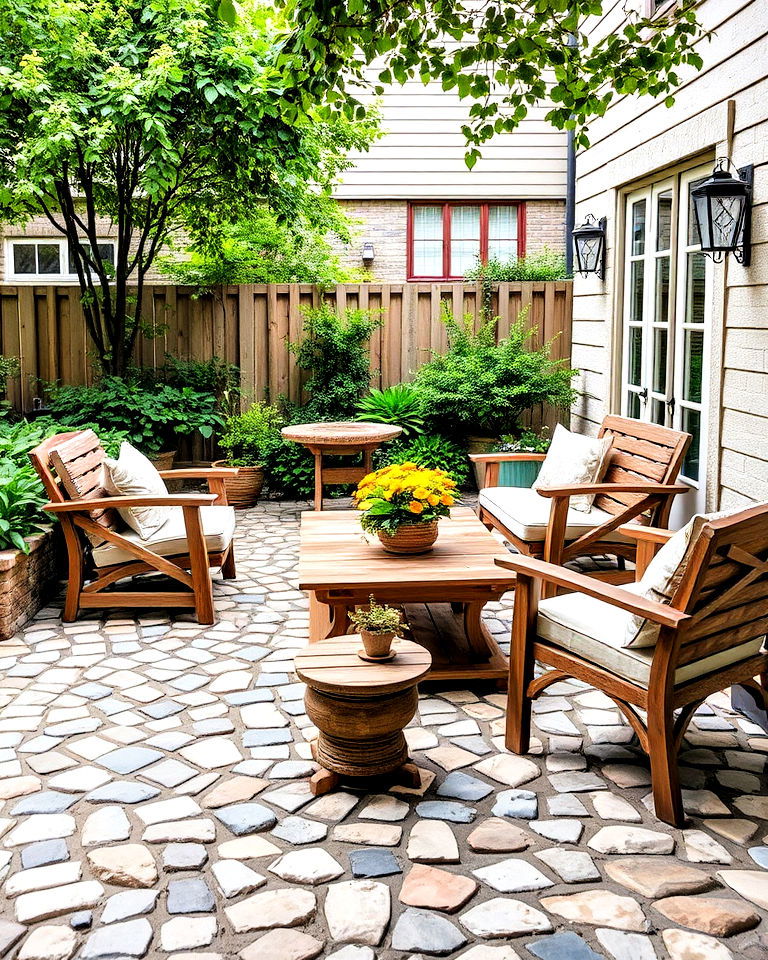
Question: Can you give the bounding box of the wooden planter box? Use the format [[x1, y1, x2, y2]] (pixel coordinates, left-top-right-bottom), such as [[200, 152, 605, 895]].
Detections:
[[0, 527, 61, 640]]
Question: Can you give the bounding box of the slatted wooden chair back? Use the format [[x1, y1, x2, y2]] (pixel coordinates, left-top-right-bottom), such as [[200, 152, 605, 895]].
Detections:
[[28, 429, 119, 543], [668, 504, 768, 676], [595, 416, 691, 522]]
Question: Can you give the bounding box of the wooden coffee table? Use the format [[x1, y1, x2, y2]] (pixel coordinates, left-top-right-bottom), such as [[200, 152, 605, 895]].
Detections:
[[295, 636, 431, 794], [298, 507, 515, 683]]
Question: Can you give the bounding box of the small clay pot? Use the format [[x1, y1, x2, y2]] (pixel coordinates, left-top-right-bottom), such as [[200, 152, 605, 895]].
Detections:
[[360, 629, 396, 660]]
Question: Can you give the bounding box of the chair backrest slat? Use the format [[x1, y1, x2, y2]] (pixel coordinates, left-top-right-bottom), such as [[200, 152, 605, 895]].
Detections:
[[594, 416, 691, 518]]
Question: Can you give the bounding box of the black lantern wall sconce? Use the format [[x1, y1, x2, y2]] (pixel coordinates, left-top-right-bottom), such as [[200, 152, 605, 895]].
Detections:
[[691, 158, 753, 266], [572, 214, 606, 280]]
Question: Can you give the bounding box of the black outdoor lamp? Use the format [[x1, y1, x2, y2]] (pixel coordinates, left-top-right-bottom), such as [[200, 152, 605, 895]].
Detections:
[[572, 214, 606, 279], [691, 158, 753, 266]]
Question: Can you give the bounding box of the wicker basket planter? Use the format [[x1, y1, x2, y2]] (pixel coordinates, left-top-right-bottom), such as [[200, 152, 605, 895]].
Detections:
[[212, 460, 265, 509], [377, 520, 439, 555]]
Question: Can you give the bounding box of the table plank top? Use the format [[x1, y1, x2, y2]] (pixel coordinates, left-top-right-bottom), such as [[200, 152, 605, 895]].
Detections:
[[298, 506, 515, 591], [282, 422, 402, 446], [295, 635, 431, 694]]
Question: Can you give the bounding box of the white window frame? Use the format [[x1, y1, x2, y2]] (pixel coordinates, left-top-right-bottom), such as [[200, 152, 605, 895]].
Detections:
[[5, 237, 116, 283]]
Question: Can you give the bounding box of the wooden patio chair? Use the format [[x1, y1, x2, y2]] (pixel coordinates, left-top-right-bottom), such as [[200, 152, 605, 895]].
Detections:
[[471, 416, 691, 595], [29, 430, 239, 625], [498, 504, 768, 826]]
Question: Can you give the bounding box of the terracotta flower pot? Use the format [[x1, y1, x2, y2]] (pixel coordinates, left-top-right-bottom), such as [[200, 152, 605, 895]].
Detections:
[[377, 520, 439, 555], [360, 629, 396, 659], [212, 460, 265, 509]]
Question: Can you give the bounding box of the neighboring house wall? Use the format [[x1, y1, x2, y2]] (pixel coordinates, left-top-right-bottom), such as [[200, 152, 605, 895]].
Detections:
[[332, 75, 568, 279], [573, 0, 768, 519]]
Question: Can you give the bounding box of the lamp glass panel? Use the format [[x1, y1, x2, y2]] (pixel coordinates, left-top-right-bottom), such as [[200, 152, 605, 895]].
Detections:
[[710, 194, 744, 248], [688, 177, 708, 244]]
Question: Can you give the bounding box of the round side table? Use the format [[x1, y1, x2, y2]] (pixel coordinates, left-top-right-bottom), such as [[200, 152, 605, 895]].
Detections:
[[281, 421, 402, 510], [294, 635, 432, 795]]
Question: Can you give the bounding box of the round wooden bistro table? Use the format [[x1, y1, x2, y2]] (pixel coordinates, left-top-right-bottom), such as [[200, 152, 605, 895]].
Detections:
[[281, 421, 402, 510], [294, 635, 432, 795]]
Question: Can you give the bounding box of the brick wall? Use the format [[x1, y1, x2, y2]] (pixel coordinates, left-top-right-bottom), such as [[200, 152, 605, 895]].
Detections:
[[331, 199, 566, 281], [0, 528, 60, 640]]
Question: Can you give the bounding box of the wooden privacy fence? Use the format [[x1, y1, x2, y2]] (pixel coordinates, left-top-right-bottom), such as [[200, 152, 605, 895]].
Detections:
[[0, 281, 572, 412]]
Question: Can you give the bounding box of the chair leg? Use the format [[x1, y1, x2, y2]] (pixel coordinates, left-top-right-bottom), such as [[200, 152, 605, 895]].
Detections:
[[505, 574, 536, 755], [62, 528, 84, 623], [647, 709, 685, 827], [183, 507, 216, 625], [221, 545, 237, 580]]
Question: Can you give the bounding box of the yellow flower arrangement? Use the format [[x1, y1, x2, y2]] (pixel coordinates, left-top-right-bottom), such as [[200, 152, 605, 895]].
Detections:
[[353, 464, 458, 536]]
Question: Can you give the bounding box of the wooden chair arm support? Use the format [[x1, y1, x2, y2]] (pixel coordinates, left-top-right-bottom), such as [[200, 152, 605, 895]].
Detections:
[[536, 482, 689, 498], [44, 494, 217, 513], [469, 452, 547, 463], [617, 524, 677, 544], [157, 468, 239, 480], [495, 554, 689, 628]]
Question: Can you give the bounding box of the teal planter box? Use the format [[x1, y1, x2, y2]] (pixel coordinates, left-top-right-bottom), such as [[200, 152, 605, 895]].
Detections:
[[498, 459, 542, 488]]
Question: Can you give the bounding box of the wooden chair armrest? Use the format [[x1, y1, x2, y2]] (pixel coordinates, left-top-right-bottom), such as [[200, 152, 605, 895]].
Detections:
[[495, 554, 689, 628], [157, 468, 239, 480], [45, 494, 217, 513], [536, 482, 689, 498], [469, 452, 547, 463], [617, 524, 677, 544]]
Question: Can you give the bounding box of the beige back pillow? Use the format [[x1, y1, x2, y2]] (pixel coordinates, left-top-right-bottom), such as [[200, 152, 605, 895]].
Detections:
[[533, 423, 613, 513], [102, 442, 170, 540]]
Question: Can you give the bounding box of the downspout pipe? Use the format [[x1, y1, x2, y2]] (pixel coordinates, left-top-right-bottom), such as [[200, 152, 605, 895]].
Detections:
[[565, 127, 576, 275]]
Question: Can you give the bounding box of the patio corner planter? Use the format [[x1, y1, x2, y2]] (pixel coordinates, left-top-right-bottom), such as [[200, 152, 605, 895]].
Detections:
[[212, 460, 265, 509], [498, 459, 543, 488], [0, 527, 61, 641]]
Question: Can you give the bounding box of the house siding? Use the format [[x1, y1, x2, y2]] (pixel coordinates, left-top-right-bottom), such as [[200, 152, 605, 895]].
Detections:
[[573, 0, 768, 513]]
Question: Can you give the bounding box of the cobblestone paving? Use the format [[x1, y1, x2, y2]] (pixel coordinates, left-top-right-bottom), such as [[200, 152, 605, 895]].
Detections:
[[0, 501, 766, 959]]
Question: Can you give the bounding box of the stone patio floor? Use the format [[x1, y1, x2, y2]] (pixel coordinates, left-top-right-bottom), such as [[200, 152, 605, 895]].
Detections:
[[0, 500, 766, 960]]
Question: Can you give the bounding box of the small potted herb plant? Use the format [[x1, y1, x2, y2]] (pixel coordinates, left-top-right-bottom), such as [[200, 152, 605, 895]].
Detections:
[[349, 596, 404, 660], [492, 428, 551, 487], [214, 401, 283, 508]]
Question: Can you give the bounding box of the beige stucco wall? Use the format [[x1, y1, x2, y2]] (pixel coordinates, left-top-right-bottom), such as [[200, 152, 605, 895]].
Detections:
[[573, 0, 768, 513]]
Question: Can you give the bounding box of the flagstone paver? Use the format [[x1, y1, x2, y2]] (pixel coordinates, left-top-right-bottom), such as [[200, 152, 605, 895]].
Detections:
[[0, 500, 763, 959]]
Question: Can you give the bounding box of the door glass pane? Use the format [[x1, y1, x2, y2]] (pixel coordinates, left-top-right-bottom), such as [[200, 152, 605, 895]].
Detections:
[[12, 244, 35, 274], [37, 244, 61, 274], [413, 242, 443, 276], [627, 392, 641, 418], [632, 200, 646, 255], [685, 252, 706, 323], [683, 329, 704, 403], [628, 327, 643, 386], [654, 258, 670, 323], [656, 190, 673, 251], [630, 261, 644, 323], [651, 398, 666, 425], [682, 407, 700, 480], [413, 206, 443, 239], [653, 328, 667, 393], [687, 178, 708, 244]]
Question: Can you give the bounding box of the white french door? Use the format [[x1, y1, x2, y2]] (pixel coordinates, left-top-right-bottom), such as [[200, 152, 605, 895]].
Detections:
[[621, 164, 713, 523]]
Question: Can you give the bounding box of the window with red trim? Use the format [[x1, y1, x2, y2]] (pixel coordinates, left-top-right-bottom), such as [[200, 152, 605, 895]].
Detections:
[[407, 202, 525, 280]]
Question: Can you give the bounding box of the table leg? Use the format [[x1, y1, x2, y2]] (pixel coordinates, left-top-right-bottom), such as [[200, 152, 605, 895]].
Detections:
[[313, 451, 324, 511], [464, 599, 496, 659]]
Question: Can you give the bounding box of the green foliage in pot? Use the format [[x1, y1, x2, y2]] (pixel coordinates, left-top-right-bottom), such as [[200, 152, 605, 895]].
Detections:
[[0, 460, 48, 553], [412, 307, 576, 439], [374, 433, 471, 488], [356, 384, 424, 437], [349, 596, 403, 635], [290, 303, 381, 421], [493, 427, 551, 454], [220, 403, 283, 467], [45, 376, 222, 455]]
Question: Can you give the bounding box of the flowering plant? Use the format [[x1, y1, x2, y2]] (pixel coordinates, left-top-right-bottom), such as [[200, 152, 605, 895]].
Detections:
[[353, 463, 458, 536]]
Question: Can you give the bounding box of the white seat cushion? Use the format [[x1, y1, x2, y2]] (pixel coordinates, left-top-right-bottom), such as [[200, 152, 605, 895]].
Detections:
[[92, 506, 235, 568], [537, 589, 764, 688], [479, 486, 626, 543]]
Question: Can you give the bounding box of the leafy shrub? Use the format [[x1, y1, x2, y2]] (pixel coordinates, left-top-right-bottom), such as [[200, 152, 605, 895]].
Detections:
[[0, 460, 48, 552], [493, 427, 551, 454], [411, 307, 576, 439], [0, 418, 128, 466], [290, 303, 381, 421], [158, 356, 239, 407], [264, 436, 315, 499], [375, 433, 472, 488], [356, 385, 424, 437], [219, 403, 283, 467], [465, 249, 570, 281], [46, 376, 223, 455]]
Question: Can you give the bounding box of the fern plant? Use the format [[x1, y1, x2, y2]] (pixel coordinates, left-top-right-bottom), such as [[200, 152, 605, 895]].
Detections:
[[356, 384, 424, 437]]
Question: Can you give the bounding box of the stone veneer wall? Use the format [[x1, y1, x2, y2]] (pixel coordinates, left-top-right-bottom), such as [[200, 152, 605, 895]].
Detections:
[[330, 199, 566, 281], [0, 528, 60, 640]]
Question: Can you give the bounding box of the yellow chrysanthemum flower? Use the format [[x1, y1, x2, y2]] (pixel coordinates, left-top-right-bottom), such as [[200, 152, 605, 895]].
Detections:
[[408, 500, 424, 513]]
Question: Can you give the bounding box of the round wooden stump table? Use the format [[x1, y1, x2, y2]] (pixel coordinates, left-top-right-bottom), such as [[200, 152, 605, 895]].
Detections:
[[294, 635, 432, 795], [281, 421, 402, 510]]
